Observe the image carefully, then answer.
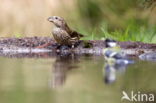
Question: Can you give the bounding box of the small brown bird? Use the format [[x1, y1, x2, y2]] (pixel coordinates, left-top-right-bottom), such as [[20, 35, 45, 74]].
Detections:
[[48, 16, 83, 47]]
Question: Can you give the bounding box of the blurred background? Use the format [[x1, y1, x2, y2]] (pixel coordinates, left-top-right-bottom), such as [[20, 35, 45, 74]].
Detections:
[[0, 0, 156, 42]]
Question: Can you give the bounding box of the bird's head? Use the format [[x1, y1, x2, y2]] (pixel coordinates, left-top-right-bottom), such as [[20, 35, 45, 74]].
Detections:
[[47, 16, 67, 28], [105, 39, 117, 48]]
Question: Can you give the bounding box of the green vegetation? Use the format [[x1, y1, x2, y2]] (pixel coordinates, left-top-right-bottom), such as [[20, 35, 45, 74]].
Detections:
[[0, 0, 156, 43], [77, 0, 156, 43], [82, 22, 156, 43]]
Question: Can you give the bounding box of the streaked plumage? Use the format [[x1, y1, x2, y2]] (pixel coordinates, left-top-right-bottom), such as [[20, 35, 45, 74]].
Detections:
[[52, 28, 76, 45], [48, 16, 83, 46]]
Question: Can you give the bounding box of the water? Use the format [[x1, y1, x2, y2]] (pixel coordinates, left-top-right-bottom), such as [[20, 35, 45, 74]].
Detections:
[[0, 53, 156, 103]]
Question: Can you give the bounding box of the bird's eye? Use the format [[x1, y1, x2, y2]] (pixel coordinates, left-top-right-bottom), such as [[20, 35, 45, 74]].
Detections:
[[55, 17, 58, 19]]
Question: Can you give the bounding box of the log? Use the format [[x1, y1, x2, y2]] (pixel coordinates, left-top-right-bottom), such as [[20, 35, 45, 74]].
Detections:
[[0, 37, 156, 57]]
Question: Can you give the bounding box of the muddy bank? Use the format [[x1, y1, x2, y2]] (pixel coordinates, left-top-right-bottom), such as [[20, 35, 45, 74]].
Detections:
[[0, 37, 156, 56]]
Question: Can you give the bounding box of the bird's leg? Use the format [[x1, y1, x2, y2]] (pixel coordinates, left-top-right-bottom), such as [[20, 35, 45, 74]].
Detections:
[[71, 44, 75, 49], [70, 41, 81, 49]]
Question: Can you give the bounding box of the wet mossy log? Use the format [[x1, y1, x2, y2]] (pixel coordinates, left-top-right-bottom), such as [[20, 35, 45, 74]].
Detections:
[[0, 37, 156, 56]]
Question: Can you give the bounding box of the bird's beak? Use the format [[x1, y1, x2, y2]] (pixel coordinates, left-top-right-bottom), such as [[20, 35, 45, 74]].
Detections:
[[47, 17, 54, 22]]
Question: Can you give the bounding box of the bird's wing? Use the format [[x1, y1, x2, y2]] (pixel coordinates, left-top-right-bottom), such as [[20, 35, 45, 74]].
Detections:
[[52, 28, 71, 44], [70, 30, 84, 38], [58, 29, 78, 44], [58, 29, 71, 40]]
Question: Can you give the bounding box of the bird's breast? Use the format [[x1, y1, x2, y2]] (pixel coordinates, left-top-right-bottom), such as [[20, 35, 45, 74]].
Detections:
[[52, 28, 62, 36]]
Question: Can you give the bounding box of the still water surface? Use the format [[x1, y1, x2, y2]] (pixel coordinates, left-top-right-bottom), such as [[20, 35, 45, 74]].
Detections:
[[0, 53, 156, 103]]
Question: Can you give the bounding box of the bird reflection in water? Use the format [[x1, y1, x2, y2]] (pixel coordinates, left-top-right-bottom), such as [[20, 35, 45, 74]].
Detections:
[[104, 61, 130, 84], [51, 53, 79, 88], [103, 39, 134, 84]]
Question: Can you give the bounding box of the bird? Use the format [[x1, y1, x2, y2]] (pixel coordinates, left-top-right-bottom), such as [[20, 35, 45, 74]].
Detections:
[[104, 64, 116, 84], [103, 39, 134, 65], [47, 16, 84, 48], [103, 39, 123, 62]]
